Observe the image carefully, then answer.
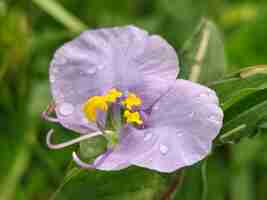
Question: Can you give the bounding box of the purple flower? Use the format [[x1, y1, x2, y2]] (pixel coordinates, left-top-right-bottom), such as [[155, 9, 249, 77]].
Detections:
[[43, 25, 223, 173]]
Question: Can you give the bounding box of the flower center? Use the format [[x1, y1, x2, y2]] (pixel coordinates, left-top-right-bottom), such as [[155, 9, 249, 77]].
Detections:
[[83, 88, 143, 126], [122, 92, 142, 110], [123, 110, 143, 125]]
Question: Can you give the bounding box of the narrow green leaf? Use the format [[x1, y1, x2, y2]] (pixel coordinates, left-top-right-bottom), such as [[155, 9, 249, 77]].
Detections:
[[179, 18, 226, 83], [211, 67, 267, 142], [221, 88, 266, 110], [210, 68, 267, 109], [222, 98, 267, 135], [218, 124, 247, 144], [32, 0, 87, 33], [258, 121, 267, 129]]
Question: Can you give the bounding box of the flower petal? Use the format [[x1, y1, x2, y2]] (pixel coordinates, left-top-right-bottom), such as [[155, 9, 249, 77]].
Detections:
[[94, 126, 159, 171], [132, 79, 223, 172], [50, 25, 179, 132], [88, 80, 222, 172]]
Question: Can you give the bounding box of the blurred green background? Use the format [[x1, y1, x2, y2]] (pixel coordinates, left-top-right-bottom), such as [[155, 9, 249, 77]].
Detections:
[[1, 0, 267, 199]]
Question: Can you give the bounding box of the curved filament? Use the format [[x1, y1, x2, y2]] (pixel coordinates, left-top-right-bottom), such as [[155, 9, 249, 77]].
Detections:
[[72, 148, 113, 169], [46, 129, 102, 149], [42, 111, 59, 123], [72, 152, 95, 168], [42, 103, 59, 123]]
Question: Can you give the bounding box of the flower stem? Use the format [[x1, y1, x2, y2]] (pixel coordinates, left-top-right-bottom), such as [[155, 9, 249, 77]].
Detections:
[[201, 160, 208, 200], [161, 169, 186, 200]]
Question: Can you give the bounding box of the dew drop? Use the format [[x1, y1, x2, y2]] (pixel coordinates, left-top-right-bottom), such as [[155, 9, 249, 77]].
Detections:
[[97, 65, 105, 70], [59, 103, 74, 116], [199, 93, 208, 98], [208, 115, 220, 124], [207, 92, 213, 97], [144, 133, 152, 141], [188, 112, 194, 118], [153, 104, 159, 110], [180, 151, 190, 165], [55, 56, 67, 65], [52, 67, 59, 74], [50, 75, 55, 83], [86, 66, 97, 75], [159, 144, 169, 155], [176, 130, 183, 137]]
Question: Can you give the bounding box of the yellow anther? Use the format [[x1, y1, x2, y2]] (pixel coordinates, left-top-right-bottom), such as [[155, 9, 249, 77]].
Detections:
[[105, 88, 122, 103], [83, 96, 108, 122], [122, 93, 142, 110], [124, 110, 143, 125]]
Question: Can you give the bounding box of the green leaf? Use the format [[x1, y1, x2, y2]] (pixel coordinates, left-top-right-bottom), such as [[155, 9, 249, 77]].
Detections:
[[211, 66, 267, 143], [28, 81, 50, 120], [258, 121, 267, 130], [222, 93, 267, 136], [218, 90, 267, 143], [210, 66, 267, 108], [179, 18, 226, 83], [53, 167, 170, 200], [218, 124, 247, 144], [32, 0, 87, 33]]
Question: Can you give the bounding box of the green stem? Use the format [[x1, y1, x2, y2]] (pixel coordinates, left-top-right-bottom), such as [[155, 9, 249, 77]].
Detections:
[[49, 165, 83, 200], [161, 169, 186, 200], [201, 160, 208, 200]]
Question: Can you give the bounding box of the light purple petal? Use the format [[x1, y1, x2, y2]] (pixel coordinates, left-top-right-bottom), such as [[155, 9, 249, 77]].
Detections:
[[132, 79, 223, 172], [132, 77, 174, 109], [94, 126, 159, 171], [95, 80, 223, 172], [50, 25, 179, 132]]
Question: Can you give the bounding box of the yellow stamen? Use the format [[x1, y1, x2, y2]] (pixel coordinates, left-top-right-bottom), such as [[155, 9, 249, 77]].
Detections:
[[83, 96, 108, 122], [124, 110, 143, 125], [105, 88, 123, 103], [122, 92, 142, 110]]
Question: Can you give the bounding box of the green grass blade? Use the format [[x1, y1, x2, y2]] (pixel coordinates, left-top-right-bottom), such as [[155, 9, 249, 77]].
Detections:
[[32, 0, 87, 33]]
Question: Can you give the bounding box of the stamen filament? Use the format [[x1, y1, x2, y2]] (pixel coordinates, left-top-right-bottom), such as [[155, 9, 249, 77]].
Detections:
[[72, 148, 113, 169], [42, 111, 59, 123], [46, 129, 102, 149], [72, 152, 95, 168]]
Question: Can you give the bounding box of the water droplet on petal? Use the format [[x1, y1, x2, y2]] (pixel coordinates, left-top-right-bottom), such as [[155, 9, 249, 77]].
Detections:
[[54, 67, 59, 73], [208, 115, 220, 124], [199, 93, 208, 98], [86, 66, 97, 75], [159, 144, 169, 155], [59, 103, 74, 116], [50, 75, 55, 83], [55, 56, 67, 65], [176, 130, 183, 137], [153, 104, 159, 110], [97, 65, 105, 70], [207, 92, 213, 97], [188, 112, 194, 118], [144, 133, 152, 141]]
